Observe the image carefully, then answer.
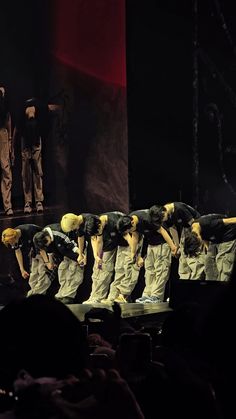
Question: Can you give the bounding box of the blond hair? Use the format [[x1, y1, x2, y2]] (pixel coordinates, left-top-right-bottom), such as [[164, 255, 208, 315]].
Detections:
[[2, 228, 17, 246], [61, 213, 79, 233]]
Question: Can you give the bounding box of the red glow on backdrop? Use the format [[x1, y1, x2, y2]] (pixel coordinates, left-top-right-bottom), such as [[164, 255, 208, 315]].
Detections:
[[52, 0, 126, 87]]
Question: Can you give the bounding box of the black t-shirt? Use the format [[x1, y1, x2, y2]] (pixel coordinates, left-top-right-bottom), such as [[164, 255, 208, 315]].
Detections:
[[166, 202, 200, 229], [100, 212, 126, 251], [77, 213, 95, 240], [22, 117, 41, 148], [129, 209, 165, 245], [18, 101, 50, 148], [197, 214, 236, 243], [12, 224, 42, 256]]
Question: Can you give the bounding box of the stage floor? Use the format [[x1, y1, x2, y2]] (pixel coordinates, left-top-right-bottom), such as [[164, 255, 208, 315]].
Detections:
[[67, 301, 171, 321]]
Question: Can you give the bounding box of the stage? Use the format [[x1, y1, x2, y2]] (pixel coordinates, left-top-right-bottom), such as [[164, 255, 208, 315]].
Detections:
[[66, 301, 172, 334], [68, 301, 171, 321]]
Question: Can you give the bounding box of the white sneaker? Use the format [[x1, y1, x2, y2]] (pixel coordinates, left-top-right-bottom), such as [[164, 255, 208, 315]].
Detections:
[[82, 299, 100, 304], [100, 298, 114, 304], [135, 296, 150, 303]]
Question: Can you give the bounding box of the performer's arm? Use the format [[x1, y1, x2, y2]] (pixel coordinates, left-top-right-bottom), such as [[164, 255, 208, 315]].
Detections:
[[157, 226, 178, 255], [91, 236, 103, 267], [15, 249, 29, 279], [129, 231, 140, 260], [223, 217, 236, 224], [169, 226, 179, 247]]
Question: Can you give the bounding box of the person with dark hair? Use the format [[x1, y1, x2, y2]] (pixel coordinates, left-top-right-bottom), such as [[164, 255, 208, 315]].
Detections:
[[150, 202, 205, 280], [113, 209, 177, 303], [28, 225, 81, 296], [117, 215, 133, 235], [1, 224, 42, 293], [0, 85, 13, 215], [184, 214, 236, 281], [83, 211, 126, 304], [84, 214, 101, 236]]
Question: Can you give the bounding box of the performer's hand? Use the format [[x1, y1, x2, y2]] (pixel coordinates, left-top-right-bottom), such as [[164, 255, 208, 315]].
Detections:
[[171, 244, 178, 257], [95, 256, 103, 269], [77, 254, 87, 267], [130, 253, 136, 264], [173, 246, 181, 258], [21, 269, 30, 279], [77, 254, 84, 265], [45, 262, 54, 270], [136, 256, 144, 267]]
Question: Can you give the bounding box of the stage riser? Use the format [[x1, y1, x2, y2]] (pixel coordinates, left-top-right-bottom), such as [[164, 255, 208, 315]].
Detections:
[[169, 279, 229, 310]]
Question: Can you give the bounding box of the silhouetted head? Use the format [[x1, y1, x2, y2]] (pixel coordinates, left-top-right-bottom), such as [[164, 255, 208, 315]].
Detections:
[[0, 295, 88, 387]]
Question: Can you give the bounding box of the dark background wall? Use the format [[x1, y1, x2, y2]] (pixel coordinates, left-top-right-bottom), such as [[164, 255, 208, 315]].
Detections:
[[127, 0, 236, 215], [0, 0, 128, 215], [126, 0, 193, 210], [1, 0, 236, 216]]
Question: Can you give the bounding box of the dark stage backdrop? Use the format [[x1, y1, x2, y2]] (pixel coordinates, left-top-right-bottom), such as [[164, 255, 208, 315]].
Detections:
[[196, 1, 236, 215], [126, 1, 193, 211], [126, 0, 236, 216], [51, 0, 128, 213], [0, 0, 128, 215]]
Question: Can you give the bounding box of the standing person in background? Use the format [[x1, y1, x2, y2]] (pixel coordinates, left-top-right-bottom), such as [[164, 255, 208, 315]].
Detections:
[[13, 98, 45, 214], [0, 84, 13, 216], [12, 98, 60, 214], [149, 202, 205, 280]]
